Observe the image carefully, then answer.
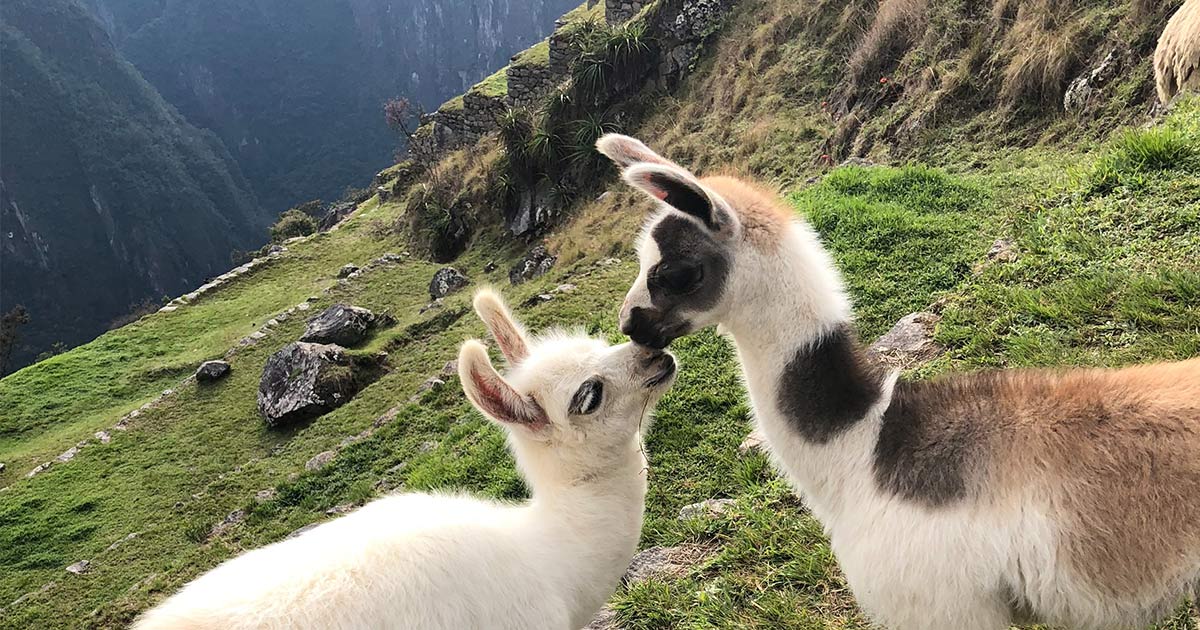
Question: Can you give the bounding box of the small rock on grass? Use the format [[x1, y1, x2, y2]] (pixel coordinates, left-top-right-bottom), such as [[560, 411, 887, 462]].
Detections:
[[65, 560, 91, 575], [678, 498, 736, 520], [623, 543, 716, 584], [195, 360, 231, 382], [582, 607, 623, 630], [305, 450, 336, 471], [869, 311, 943, 369], [286, 523, 320, 539], [429, 267, 469, 300], [738, 429, 766, 454]]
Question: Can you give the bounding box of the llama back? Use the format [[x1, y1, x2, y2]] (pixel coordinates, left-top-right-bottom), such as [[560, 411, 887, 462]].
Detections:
[[134, 493, 571, 630]]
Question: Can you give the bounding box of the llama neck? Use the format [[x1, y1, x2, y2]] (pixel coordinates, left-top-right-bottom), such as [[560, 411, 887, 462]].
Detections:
[[721, 224, 891, 520], [521, 435, 648, 520]]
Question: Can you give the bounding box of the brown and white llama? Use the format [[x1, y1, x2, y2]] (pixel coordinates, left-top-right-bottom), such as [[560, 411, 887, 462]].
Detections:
[[597, 133, 1200, 630]]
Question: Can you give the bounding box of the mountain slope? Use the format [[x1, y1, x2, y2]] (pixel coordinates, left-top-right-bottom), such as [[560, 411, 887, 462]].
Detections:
[[0, 0, 270, 372], [1, 0, 1198, 628], [83, 0, 580, 212]]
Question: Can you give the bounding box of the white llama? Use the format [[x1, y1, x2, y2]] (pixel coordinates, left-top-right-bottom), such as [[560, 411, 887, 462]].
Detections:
[[597, 133, 1200, 630], [133, 288, 678, 630]]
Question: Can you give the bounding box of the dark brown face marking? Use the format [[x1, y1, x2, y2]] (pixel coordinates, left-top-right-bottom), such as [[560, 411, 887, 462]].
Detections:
[[622, 215, 729, 348], [872, 373, 1004, 507], [776, 326, 883, 444]]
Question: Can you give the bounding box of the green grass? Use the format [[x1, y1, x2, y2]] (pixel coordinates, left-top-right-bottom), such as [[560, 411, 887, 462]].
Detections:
[[437, 94, 465, 114], [468, 67, 509, 100], [1084, 110, 1200, 194], [512, 39, 550, 71]]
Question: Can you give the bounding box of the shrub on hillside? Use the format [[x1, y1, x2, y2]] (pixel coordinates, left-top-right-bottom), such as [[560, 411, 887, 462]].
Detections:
[[403, 165, 472, 262], [270, 209, 318, 243], [293, 199, 324, 218]]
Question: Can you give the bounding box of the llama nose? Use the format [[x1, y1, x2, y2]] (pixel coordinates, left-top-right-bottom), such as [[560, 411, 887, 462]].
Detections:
[[621, 307, 668, 349]]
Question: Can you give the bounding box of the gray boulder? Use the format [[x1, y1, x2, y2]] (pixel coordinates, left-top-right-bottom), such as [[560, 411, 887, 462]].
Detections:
[[195, 360, 231, 383], [336, 263, 360, 278], [257, 342, 360, 427], [509, 245, 557, 285], [319, 201, 357, 231], [869, 312, 943, 369], [301, 304, 379, 347], [429, 267, 469, 300]]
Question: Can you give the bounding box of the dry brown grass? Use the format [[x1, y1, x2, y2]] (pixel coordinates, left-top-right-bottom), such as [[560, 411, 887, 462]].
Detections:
[[847, 0, 929, 88], [994, 0, 1091, 107]]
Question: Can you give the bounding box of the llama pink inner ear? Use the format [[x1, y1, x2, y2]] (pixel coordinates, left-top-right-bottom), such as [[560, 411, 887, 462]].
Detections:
[[466, 361, 547, 428], [473, 290, 530, 364], [488, 319, 529, 364]]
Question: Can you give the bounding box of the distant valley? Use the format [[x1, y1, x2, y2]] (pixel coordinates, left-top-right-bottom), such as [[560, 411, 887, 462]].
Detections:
[[0, 0, 576, 371]]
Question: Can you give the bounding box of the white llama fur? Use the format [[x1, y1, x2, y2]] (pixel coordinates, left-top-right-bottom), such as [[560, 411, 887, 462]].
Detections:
[[598, 133, 1200, 630], [1155, 0, 1200, 104], [133, 289, 678, 630]]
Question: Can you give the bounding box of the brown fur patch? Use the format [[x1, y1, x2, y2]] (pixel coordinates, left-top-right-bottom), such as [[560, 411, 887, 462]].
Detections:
[[700, 175, 792, 248], [989, 359, 1200, 599]]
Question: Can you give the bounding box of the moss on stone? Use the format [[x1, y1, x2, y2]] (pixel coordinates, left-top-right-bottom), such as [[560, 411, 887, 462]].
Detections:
[[468, 67, 509, 99], [512, 40, 551, 71]]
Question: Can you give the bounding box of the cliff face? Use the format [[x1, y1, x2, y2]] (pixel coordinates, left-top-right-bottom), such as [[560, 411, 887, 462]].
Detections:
[[0, 0, 270, 371], [82, 0, 580, 213]]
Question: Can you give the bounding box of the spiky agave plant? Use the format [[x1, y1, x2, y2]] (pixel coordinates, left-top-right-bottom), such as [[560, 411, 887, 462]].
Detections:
[[569, 111, 617, 165], [498, 107, 538, 184], [605, 21, 652, 77]]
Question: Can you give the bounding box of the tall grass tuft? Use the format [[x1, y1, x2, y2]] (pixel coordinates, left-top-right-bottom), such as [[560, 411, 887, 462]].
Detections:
[[1086, 124, 1198, 193]]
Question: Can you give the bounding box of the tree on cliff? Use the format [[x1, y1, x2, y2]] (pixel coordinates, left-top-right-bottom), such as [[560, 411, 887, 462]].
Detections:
[[384, 97, 424, 145]]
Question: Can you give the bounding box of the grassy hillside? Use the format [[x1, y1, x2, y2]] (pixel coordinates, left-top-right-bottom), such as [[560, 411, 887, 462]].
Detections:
[[2, 0, 1198, 628]]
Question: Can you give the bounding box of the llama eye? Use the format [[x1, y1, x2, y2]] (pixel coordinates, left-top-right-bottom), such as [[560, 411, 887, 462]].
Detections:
[[569, 379, 604, 415], [653, 263, 703, 294]]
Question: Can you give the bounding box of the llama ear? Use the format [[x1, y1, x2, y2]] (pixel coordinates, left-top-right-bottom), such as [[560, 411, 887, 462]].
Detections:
[[458, 340, 548, 429], [473, 288, 529, 364], [622, 163, 735, 234], [595, 134, 680, 169]]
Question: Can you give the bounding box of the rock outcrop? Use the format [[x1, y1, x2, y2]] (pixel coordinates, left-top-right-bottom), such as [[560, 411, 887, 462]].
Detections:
[[429, 268, 471, 299], [300, 304, 386, 347], [606, 0, 648, 24], [1064, 50, 1122, 113], [195, 360, 231, 383], [257, 342, 361, 427], [509, 246, 557, 285]]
